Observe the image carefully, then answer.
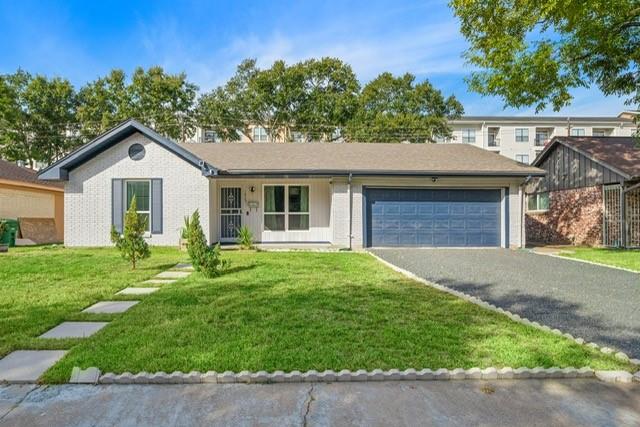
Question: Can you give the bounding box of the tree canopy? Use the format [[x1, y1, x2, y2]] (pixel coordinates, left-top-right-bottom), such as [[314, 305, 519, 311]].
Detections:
[[450, 0, 640, 112]]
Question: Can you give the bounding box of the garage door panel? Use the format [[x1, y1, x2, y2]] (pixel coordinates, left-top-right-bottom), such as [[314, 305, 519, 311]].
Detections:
[[366, 188, 501, 248]]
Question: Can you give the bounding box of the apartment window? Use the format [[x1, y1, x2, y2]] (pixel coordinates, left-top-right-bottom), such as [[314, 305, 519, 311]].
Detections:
[[527, 193, 549, 212], [461, 129, 476, 143], [515, 154, 530, 164], [125, 180, 151, 232], [253, 126, 269, 142], [535, 130, 549, 146], [592, 128, 611, 137], [488, 131, 500, 147], [515, 128, 529, 142], [570, 128, 585, 136], [264, 185, 309, 231], [292, 131, 305, 143], [204, 130, 220, 143]]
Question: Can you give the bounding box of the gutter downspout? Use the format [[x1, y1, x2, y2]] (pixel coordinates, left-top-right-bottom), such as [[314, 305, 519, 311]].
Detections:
[[348, 172, 353, 250]]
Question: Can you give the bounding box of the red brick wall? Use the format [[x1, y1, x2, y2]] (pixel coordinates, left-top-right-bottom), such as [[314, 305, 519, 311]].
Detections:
[[526, 186, 603, 246]]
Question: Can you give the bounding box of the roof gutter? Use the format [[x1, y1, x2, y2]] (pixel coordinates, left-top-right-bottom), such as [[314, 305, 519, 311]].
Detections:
[[211, 170, 546, 178]]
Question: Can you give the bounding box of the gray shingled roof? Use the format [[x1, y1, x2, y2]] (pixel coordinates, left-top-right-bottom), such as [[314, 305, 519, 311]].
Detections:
[[0, 159, 63, 188], [179, 142, 544, 176]]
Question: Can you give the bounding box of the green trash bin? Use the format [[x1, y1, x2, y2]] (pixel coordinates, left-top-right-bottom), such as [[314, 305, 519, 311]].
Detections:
[[0, 219, 19, 247]]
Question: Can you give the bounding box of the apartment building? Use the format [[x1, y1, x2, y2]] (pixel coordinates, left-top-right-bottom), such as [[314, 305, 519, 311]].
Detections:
[[191, 112, 638, 164], [444, 113, 637, 164]]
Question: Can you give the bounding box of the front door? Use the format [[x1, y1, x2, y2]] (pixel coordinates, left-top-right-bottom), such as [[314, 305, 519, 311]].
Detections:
[[220, 187, 242, 241]]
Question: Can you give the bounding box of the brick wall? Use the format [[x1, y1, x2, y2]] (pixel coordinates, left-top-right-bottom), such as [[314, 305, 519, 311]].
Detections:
[[526, 186, 602, 246]]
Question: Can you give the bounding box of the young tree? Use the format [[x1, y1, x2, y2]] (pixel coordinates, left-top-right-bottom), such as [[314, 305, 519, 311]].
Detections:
[[186, 210, 208, 271], [345, 72, 463, 143], [110, 196, 150, 270], [450, 0, 640, 112]]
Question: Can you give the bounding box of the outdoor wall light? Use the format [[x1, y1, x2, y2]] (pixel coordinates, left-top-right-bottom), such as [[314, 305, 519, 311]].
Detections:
[[431, 176, 438, 183], [250, 186, 256, 193]]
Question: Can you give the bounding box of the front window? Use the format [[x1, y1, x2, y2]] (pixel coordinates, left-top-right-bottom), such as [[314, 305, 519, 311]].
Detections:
[[570, 128, 585, 136], [515, 128, 529, 142], [253, 126, 269, 142], [461, 129, 476, 143], [126, 180, 150, 232], [527, 193, 549, 212], [264, 185, 310, 231], [592, 128, 610, 137], [515, 154, 530, 164]]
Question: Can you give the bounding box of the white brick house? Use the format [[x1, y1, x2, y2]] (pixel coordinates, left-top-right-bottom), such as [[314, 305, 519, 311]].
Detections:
[[39, 120, 544, 249]]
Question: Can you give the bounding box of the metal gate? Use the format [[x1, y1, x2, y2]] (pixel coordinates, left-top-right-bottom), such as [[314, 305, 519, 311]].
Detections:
[[603, 185, 622, 247], [220, 187, 242, 240], [625, 187, 640, 248]]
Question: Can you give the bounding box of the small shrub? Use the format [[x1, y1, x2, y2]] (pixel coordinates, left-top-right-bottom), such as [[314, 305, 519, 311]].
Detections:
[[186, 210, 207, 271], [110, 196, 150, 269], [200, 243, 229, 278], [236, 225, 254, 249]]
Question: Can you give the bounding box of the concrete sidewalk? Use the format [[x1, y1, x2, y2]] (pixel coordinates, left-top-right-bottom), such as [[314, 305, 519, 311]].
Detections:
[[1, 380, 639, 426]]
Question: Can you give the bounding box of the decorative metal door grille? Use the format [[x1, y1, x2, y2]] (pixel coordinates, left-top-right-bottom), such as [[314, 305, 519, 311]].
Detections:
[[626, 188, 640, 248], [603, 184, 622, 247], [220, 187, 242, 240]]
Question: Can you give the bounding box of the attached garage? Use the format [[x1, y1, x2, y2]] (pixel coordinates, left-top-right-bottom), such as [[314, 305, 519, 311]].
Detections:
[[364, 188, 504, 248]]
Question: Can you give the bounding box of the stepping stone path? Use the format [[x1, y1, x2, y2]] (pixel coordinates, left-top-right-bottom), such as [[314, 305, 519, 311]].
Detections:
[[40, 322, 109, 339], [143, 279, 177, 285], [155, 270, 191, 279], [82, 301, 139, 314], [7, 261, 193, 383], [116, 287, 159, 295], [0, 350, 67, 382]]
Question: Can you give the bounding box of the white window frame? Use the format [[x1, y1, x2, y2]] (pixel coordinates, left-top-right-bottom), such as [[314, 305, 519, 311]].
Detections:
[[461, 128, 476, 143], [253, 126, 269, 143], [527, 192, 549, 213], [570, 128, 585, 136], [592, 128, 611, 137], [262, 184, 310, 232], [203, 130, 220, 143], [515, 154, 530, 164], [124, 179, 151, 234], [515, 128, 529, 142]]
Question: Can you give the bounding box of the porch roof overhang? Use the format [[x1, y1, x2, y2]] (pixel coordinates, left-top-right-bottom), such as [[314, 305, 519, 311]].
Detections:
[[207, 169, 545, 179]]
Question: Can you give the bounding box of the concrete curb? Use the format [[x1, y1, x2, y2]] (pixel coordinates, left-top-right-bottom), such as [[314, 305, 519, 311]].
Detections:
[[530, 250, 640, 275], [368, 252, 640, 365], [84, 367, 640, 385]]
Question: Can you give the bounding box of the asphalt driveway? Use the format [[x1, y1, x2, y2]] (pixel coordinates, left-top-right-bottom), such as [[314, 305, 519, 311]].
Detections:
[[372, 249, 640, 357]]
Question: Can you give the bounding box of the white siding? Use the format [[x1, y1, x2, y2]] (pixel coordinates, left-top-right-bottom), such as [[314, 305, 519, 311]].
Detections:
[[65, 133, 210, 246], [330, 176, 526, 250], [211, 178, 332, 243]]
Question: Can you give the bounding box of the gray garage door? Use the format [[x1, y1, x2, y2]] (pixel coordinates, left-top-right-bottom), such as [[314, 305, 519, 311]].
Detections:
[[365, 188, 502, 247]]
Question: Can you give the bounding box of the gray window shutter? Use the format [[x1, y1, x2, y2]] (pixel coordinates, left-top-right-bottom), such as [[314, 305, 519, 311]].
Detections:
[[151, 178, 163, 234], [112, 179, 124, 233]]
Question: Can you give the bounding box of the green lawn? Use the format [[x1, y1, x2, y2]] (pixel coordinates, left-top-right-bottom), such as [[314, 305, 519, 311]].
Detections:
[[0, 246, 186, 358], [559, 247, 640, 271], [0, 249, 620, 383]]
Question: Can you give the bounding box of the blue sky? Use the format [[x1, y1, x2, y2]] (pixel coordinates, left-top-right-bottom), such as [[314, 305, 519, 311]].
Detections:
[[0, 0, 630, 116]]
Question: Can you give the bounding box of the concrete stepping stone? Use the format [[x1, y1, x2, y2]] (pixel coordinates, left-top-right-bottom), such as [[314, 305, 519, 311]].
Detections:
[[0, 350, 67, 383], [116, 287, 159, 295], [156, 271, 191, 279], [82, 301, 139, 314], [173, 263, 194, 270], [143, 279, 176, 285], [40, 322, 109, 338]]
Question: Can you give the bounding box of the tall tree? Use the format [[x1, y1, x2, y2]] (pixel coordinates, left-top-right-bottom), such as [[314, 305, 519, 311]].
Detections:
[[0, 70, 78, 167], [196, 58, 360, 142], [450, 0, 640, 112], [77, 67, 198, 141], [345, 72, 463, 143]]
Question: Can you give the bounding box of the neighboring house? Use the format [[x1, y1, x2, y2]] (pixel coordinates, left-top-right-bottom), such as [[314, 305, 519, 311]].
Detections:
[[192, 113, 637, 165], [0, 159, 64, 242], [525, 136, 640, 248], [38, 120, 543, 249]]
